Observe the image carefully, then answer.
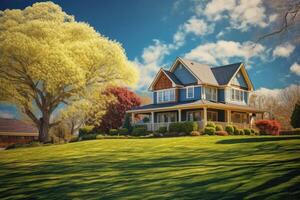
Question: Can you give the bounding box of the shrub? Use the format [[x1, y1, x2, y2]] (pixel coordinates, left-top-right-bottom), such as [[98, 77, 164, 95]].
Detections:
[[81, 134, 98, 140], [206, 121, 216, 128], [123, 114, 133, 133], [215, 125, 223, 131], [6, 141, 42, 150], [291, 101, 300, 128], [204, 127, 216, 135], [280, 128, 300, 135], [225, 125, 234, 135], [132, 127, 147, 136], [255, 120, 281, 135], [250, 129, 255, 133], [79, 126, 94, 136], [234, 128, 240, 135], [118, 128, 129, 135], [239, 129, 245, 135], [182, 121, 198, 134], [109, 129, 118, 135], [169, 122, 182, 133], [244, 129, 251, 135], [216, 131, 228, 136], [158, 126, 167, 134], [190, 131, 201, 136], [69, 136, 79, 143]]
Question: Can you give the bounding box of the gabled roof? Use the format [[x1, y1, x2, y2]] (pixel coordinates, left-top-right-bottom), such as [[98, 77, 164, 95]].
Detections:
[[211, 62, 242, 85], [163, 70, 182, 85]]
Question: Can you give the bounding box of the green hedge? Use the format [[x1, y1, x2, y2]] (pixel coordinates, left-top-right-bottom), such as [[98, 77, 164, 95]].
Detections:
[[79, 126, 95, 136], [169, 122, 182, 133], [169, 122, 198, 134], [158, 126, 167, 134], [109, 129, 118, 135], [280, 128, 300, 135], [118, 128, 129, 135], [81, 134, 98, 140], [204, 127, 216, 135], [132, 127, 147, 136], [225, 125, 234, 135], [244, 128, 251, 135], [215, 125, 223, 131]]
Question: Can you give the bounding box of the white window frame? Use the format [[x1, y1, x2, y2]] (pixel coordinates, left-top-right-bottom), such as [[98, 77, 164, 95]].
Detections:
[[230, 88, 245, 103], [202, 86, 218, 101], [186, 86, 195, 99], [156, 89, 176, 103], [186, 110, 201, 121]]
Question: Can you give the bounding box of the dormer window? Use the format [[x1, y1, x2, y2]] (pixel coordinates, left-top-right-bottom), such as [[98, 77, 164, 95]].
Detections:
[[186, 86, 194, 99]]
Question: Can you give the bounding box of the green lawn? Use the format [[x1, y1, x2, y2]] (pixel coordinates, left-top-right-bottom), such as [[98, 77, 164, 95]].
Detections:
[[1, 136, 300, 200]]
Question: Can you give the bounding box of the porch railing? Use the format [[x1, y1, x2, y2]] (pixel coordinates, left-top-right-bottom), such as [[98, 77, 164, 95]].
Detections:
[[135, 120, 252, 132]]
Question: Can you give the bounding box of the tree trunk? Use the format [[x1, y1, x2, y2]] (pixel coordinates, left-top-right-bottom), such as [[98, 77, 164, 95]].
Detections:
[[39, 114, 50, 143]]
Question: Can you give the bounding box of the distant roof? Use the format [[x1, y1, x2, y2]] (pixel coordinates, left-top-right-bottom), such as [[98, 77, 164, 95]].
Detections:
[[211, 63, 242, 85], [0, 118, 38, 136], [179, 58, 219, 85], [163, 70, 182, 85]]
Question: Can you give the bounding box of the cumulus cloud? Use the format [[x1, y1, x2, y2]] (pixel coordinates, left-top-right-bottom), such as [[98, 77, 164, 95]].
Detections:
[[134, 40, 172, 90], [290, 62, 300, 76], [0, 111, 14, 119], [273, 43, 295, 58], [184, 40, 266, 66], [203, 0, 276, 31], [173, 16, 214, 47], [254, 87, 281, 97]]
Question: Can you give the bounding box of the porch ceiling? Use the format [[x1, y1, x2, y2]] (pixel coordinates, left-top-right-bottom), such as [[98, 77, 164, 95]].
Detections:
[[127, 100, 265, 114]]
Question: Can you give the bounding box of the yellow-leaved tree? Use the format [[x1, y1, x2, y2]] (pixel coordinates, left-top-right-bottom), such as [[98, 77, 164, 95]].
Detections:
[[0, 2, 139, 142]]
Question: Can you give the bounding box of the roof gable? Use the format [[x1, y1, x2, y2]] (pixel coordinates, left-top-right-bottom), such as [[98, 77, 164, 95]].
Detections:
[[148, 68, 182, 91], [211, 63, 242, 85]]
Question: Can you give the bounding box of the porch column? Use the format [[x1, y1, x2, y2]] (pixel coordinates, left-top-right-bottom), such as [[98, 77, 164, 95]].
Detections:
[[203, 107, 207, 126], [226, 110, 231, 124], [178, 109, 181, 122], [151, 112, 154, 131]]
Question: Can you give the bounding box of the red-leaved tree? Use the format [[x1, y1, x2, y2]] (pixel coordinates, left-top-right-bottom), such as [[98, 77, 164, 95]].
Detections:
[[255, 120, 281, 135], [97, 87, 141, 132]]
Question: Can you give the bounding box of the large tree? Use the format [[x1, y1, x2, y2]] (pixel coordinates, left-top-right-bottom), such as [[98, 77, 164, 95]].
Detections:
[[96, 87, 141, 132], [0, 2, 138, 142]]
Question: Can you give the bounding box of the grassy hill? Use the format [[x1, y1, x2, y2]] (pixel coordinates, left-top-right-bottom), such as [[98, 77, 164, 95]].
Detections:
[[1, 136, 300, 199]]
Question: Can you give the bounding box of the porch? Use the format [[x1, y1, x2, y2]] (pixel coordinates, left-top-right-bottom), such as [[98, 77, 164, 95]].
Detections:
[[127, 101, 264, 132]]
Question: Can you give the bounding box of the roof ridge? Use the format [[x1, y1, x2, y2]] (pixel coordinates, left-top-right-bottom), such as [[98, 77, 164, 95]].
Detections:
[[212, 62, 242, 69]]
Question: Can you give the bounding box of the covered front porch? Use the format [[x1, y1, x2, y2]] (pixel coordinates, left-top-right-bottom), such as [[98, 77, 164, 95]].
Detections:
[[128, 101, 264, 131]]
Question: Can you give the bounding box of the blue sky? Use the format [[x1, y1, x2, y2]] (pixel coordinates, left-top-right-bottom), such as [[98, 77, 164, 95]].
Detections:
[[0, 0, 299, 118]]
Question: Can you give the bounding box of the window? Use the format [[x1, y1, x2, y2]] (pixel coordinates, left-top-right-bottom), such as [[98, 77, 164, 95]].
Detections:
[[232, 112, 248, 123], [186, 86, 194, 99], [207, 111, 218, 121], [157, 89, 175, 103], [230, 89, 245, 102], [187, 111, 201, 121], [157, 112, 177, 123], [203, 87, 217, 101]]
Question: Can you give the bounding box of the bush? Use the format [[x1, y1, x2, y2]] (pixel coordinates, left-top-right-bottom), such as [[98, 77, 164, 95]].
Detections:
[[190, 131, 201, 136], [182, 121, 198, 134], [216, 131, 228, 136], [109, 129, 118, 135], [239, 129, 245, 135], [225, 125, 234, 135], [234, 128, 240, 135], [244, 129, 251, 135], [158, 126, 167, 134], [255, 120, 281, 135], [206, 121, 216, 128], [6, 141, 42, 150], [132, 127, 147, 136], [79, 126, 95, 136], [280, 128, 300, 135], [215, 125, 223, 131], [118, 128, 129, 135], [204, 127, 216, 135], [81, 134, 98, 140], [169, 122, 182, 133], [69, 136, 79, 143]]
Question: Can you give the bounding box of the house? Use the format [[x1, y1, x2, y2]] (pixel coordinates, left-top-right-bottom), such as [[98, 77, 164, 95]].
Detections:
[[127, 57, 264, 131], [0, 118, 38, 148]]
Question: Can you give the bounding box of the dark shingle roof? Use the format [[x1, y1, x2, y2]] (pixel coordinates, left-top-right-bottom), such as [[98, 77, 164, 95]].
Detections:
[[211, 63, 242, 85], [163, 70, 182, 85], [0, 118, 38, 134]]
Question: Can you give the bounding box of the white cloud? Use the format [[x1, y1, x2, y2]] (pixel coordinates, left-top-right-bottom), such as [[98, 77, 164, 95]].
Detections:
[[273, 43, 295, 58], [290, 62, 300, 76], [254, 87, 281, 97], [135, 40, 172, 90], [173, 16, 214, 47], [0, 111, 14, 119], [184, 40, 265, 66], [203, 0, 276, 31]]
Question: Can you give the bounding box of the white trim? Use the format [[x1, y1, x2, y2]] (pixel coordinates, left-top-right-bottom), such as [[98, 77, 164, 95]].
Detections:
[[202, 86, 218, 101], [227, 63, 254, 91], [186, 86, 195, 99], [156, 88, 176, 104]]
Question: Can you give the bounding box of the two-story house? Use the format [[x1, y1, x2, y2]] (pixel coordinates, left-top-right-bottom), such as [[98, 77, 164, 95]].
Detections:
[[127, 57, 264, 131]]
